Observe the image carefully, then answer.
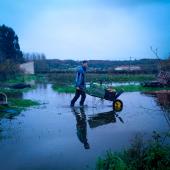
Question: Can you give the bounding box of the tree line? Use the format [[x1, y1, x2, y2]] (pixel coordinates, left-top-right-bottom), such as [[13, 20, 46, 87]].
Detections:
[[0, 25, 46, 80]]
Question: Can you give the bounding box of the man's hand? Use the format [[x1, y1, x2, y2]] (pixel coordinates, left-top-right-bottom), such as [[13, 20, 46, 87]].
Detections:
[[76, 87, 80, 90]]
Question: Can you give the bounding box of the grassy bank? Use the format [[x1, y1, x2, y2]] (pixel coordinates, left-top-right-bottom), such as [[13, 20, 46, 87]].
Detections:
[[0, 75, 40, 118], [51, 73, 161, 93], [49, 73, 155, 83], [96, 131, 170, 170], [52, 84, 75, 93], [1, 73, 156, 84], [2, 74, 47, 84], [114, 85, 170, 92], [0, 98, 39, 111], [52, 84, 170, 93], [0, 88, 39, 110], [9, 98, 39, 108], [5, 74, 36, 83], [0, 98, 39, 119], [87, 74, 155, 82]]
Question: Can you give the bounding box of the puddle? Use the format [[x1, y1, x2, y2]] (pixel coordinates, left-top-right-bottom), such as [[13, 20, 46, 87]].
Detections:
[[0, 84, 169, 170]]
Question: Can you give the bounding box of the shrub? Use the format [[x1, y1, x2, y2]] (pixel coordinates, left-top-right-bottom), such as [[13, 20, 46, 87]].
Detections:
[[96, 132, 170, 170]]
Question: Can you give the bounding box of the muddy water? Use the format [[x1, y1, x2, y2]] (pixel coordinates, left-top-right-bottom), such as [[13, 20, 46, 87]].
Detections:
[[0, 84, 169, 170]]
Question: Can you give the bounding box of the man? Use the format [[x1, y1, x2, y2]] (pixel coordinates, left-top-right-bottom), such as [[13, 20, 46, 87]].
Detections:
[[70, 60, 88, 107]]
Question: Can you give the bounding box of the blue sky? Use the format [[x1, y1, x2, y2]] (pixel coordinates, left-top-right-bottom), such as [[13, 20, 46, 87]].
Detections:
[[0, 0, 170, 60]]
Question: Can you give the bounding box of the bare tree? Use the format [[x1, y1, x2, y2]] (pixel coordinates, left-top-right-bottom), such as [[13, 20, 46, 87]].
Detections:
[[150, 46, 162, 71]]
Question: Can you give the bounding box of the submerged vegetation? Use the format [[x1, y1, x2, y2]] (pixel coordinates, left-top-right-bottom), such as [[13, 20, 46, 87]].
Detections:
[[9, 98, 39, 108], [0, 98, 39, 119], [0, 98, 39, 112], [0, 75, 40, 119], [96, 131, 170, 170]]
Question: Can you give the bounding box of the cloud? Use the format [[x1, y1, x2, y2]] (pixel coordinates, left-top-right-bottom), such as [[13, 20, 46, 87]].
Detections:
[[1, 0, 170, 59]]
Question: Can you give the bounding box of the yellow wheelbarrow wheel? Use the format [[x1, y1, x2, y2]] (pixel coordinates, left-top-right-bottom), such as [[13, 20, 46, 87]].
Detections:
[[113, 99, 123, 112]]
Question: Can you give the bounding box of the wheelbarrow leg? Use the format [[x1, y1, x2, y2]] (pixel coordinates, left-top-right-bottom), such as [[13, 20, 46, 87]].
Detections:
[[115, 90, 123, 99]]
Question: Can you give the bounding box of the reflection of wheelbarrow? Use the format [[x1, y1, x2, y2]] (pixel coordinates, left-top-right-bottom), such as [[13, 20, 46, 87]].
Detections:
[[88, 110, 124, 128], [86, 83, 124, 111]]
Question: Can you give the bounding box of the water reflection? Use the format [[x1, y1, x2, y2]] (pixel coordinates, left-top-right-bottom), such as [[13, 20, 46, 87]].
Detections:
[[144, 92, 170, 110], [1, 84, 170, 170], [144, 92, 170, 127], [72, 107, 124, 150], [36, 83, 47, 89], [72, 107, 90, 149], [88, 110, 124, 128], [155, 93, 170, 110]]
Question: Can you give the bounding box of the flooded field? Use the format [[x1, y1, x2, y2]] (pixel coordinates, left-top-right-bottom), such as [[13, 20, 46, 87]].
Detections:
[[0, 83, 170, 170]]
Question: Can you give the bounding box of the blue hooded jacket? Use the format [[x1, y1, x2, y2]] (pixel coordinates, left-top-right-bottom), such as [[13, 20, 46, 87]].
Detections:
[[75, 66, 86, 89]]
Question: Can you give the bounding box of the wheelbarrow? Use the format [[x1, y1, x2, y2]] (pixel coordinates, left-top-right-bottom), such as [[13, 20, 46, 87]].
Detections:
[[86, 83, 124, 112]]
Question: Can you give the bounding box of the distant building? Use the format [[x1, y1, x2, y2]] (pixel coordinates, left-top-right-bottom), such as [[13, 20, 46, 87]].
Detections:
[[115, 65, 141, 71], [20, 61, 35, 74]]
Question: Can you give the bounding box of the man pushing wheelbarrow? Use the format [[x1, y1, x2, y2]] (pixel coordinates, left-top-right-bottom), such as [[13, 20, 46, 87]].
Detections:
[[70, 60, 123, 111], [70, 60, 88, 107]]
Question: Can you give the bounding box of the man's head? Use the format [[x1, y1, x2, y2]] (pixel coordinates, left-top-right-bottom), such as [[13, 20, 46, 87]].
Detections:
[[82, 60, 88, 68]]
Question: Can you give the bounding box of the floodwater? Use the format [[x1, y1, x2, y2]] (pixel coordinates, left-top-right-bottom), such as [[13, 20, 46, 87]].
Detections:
[[0, 84, 170, 170]]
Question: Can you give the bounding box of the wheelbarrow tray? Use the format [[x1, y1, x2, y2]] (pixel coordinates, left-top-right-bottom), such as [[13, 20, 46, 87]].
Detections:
[[86, 84, 123, 101], [86, 83, 124, 111]]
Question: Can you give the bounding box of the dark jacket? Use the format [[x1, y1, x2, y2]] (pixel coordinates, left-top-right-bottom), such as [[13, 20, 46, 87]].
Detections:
[[75, 66, 86, 89]]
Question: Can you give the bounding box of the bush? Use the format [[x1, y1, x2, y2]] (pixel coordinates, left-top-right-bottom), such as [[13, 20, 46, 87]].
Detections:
[[97, 151, 126, 170], [96, 131, 170, 170], [0, 60, 22, 81]]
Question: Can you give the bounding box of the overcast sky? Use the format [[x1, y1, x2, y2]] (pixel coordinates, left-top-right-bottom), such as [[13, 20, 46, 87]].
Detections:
[[0, 0, 170, 60]]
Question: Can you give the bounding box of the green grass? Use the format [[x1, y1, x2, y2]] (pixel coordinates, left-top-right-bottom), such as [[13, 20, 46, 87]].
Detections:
[[114, 85, 170, 92], [6, 74, 36, 84], [48, 73, 155, 83], [9, 98, 39, 108], [0, 83, 39, 118], [0, 75, 40, 113], [0, 86, 35, 94], [0, 98, 39, 111], [87, 74, 155, 83], [2, 74, 47, 84], [52, 84, 170, 93], [52, 84, 75, 93], [51, 73, 161, 93], [96, 131, 170, 170], [0, 74, 36, 93], [0, 98, 39, 119], [2, 73, 156, 84]]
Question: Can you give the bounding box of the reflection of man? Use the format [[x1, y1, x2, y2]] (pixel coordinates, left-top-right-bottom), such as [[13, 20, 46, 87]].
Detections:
[[72, 107, 90, 149]]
